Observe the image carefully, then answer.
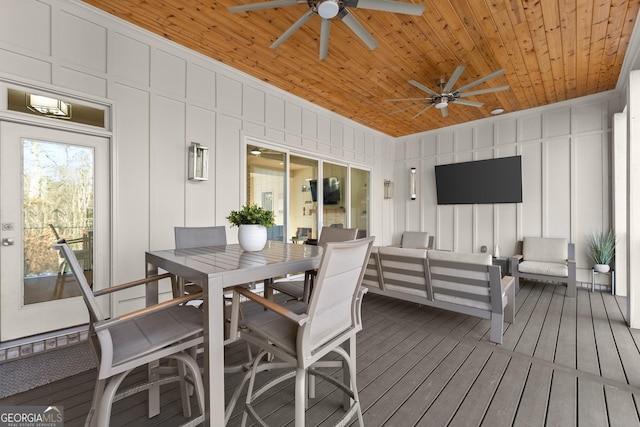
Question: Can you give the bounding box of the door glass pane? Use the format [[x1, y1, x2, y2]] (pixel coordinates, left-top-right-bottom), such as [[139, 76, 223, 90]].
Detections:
[[246, 145, 285, 242], [23, 139, 94, 304], [351, 168, 369, 237], [322, 163, 347, 228], [290, 156, 317, 243]]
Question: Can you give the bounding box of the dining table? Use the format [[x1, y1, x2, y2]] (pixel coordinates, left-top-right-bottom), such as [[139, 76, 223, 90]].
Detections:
[[145, 240, 323, 426]]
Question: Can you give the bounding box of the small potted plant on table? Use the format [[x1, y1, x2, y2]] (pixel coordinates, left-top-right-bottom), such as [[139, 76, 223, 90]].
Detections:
[[227, 204, 275, 251], [587, 230, 616, 273]]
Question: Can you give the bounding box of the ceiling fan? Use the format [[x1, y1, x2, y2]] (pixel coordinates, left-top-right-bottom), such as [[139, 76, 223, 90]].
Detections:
[[386, 66, 509, 119], [228, 0, 425, 60]]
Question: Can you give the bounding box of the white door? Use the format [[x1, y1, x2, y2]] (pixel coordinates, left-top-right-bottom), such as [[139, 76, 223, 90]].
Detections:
[[0, 121, 109, 341]]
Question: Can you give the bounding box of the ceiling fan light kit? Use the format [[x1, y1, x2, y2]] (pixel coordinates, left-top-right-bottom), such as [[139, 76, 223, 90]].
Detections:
[[387, 66, 509, 119], [317, 0, 340, 18], [228, 0, 426, 59]]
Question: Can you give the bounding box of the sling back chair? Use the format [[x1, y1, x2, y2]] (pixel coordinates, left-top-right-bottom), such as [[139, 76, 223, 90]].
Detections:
[[54, 240, 205, 427], [227, 236, 375, 427], [266, 226, 359, 303]]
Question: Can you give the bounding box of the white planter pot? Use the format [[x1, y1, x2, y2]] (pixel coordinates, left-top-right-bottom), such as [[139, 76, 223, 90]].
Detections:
[[594, 263, 610, 273], [238, 224, 267, 252]]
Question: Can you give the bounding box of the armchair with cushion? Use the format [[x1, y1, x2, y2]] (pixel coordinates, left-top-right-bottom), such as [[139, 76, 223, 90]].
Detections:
[[511, 237, 576, 297]]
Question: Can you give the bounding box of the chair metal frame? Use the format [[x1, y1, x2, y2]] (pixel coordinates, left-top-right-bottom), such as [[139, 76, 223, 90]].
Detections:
[[227, 237, 375, 427], [54, 240, 205, 427]]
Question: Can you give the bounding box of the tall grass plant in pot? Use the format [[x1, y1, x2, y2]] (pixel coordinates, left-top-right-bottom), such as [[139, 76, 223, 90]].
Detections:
[[587, 230, 616, 273], [227, 204, 275, 251]]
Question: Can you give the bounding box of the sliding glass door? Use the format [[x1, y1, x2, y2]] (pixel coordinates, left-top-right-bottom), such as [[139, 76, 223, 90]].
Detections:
[[245, 141, 369, 242]]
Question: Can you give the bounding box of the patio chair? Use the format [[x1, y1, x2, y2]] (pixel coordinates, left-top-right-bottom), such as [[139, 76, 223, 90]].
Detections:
[[54, 240, 204, 427], [50, 224, 93, 298], [227, 236, 375, 426], [267, 226, 359, 303], [396, 231, 434, 249], [511, 237, 576, 297]]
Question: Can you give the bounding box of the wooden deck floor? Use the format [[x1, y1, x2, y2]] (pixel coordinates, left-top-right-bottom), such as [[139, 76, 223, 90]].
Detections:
[[2, 281, 639, 426]]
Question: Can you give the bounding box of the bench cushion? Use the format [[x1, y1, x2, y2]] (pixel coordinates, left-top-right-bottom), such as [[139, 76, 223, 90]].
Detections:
[[523, 237, 567, 263], [517, 260, 568, 278]]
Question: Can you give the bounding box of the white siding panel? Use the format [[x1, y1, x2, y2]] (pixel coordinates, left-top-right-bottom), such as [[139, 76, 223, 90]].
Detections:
[[0, 49, 51, 82], [111, 83, 150, 282], [216, 114, 243, 233], [302, 108, 317, 138], [60, 11, 107, 72], [243, 85, 265, 123], [318, 116, 330, 142], [57, 66, 106, 97], [217, 74, 242, 115], [286, 103, 302, 134], [149, 95, 186, 250], [343, 126, 355, 151], [266, 94, 285, 129], [331, 122, 343, 148], [266, 128, 285, 142], [574, 133, 607, 265], [244, 122, 266, 136], [0, 0, 51, 55], [457, 205, 473, 253], [520, 114, 543, 141], [521, 142, 543, 238], [111, 32, 150, 86], [185, 105, 216, 226], [476, 204, 493, 253], [497, 120, 517, 145], [438, 132, 454, 154], [406, 139, 420, 160], [457, 128, 473, 151], [153, 50, 186, 97], [476, 124, 494, 149], [545, 107, 571, 137], [573, 101, 605, 133], [187, 63, 215, 107], [422, 134, 437, 156], [545, 138, 571, 238]]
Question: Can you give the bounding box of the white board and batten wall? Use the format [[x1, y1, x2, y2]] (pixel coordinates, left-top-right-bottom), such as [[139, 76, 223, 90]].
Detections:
[[394, 92, 623, 286], [0, 0, 393, 315]]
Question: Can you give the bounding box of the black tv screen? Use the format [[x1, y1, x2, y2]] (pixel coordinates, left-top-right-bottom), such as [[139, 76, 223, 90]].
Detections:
[[310, 177, 340, 205], [435, 156, 523, 204]]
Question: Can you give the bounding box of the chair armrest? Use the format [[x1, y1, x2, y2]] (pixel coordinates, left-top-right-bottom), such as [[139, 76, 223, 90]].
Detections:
[[93, 272, 174, 297], [501, 275, 515, 292], [233, 286, 308, 326], [567, 258, 576, 264], [512, 254, 523, 261], [93, 291, 203, 332]]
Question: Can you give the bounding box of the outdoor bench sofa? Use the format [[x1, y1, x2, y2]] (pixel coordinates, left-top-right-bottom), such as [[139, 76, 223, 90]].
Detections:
[[362, 246, 515, 344]]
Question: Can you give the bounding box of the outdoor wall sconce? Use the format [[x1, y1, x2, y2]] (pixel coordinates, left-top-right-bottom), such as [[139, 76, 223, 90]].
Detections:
[[384, 180, 393, 199], [188, 142, 209, 181], [26, 93, 71, 119], [410, 167, 417, 200]]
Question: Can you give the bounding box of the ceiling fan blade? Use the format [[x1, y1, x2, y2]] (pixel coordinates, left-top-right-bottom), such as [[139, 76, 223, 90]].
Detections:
[[455, 69, 506, 93], [229, 0, 302, 13], [411, 104, 434, 119], [458, 85, 510, 98], [351, 0, 426, 16], [408, 80, 439, 97], [270, 8, 316, 49], [319, 19, 331, 60], [453, 99, 484, 107], [339, 10, 378, 50], [441, 106, 449, 118], [385, 97, 432, 102], [442, 66, 464, 93]]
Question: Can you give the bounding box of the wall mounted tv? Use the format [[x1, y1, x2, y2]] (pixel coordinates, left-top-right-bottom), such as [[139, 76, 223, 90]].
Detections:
[[310, 177, 340, 205], [435, 156, 523, 204]]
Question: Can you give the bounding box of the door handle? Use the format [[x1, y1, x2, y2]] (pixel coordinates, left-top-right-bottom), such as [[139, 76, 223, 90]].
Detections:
[[2, 238, 15, 246]]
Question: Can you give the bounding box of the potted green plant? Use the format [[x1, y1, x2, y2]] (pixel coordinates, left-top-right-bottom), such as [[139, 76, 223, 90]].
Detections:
[[587, 230, 616, 273], [227, 204, 275, 251]]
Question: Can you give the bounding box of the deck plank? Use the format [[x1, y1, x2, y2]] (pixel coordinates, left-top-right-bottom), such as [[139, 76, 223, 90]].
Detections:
[[3, 283, 640, 427]]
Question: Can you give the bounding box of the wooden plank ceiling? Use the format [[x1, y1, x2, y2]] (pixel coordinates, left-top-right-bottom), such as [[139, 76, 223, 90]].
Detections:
[[82, 0, 639, 137]]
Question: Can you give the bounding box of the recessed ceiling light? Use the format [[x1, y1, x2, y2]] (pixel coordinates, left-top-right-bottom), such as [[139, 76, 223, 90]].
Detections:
[[491, 108, 505, 115]]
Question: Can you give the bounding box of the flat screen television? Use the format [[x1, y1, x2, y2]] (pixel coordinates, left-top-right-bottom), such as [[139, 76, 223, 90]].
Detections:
[[434, 156, 523, 204], [310, 177, 340, 205]]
